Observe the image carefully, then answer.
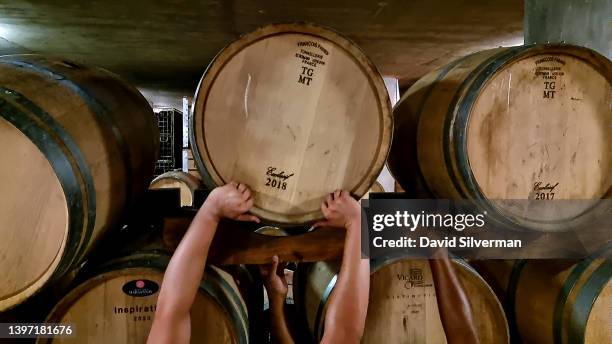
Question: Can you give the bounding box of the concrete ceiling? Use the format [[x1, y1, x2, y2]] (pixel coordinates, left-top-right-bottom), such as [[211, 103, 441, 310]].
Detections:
[[0, 0, 523, 97]]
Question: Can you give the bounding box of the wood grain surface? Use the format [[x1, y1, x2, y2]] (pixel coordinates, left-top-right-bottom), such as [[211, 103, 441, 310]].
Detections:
[[191, 22, 392, 225]]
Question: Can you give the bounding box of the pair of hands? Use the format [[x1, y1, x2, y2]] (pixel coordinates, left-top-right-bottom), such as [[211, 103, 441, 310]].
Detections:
[[203, 182, 361, 231], [202, 182, 362, 300]]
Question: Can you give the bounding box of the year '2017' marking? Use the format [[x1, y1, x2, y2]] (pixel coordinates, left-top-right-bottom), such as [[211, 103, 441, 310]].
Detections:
[[535, 192, 555, 200], [533, 181, 558, 200]]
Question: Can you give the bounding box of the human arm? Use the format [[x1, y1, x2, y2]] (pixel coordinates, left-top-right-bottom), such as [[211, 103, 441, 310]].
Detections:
[[429, 250, 479, 344], [260, 255, 294, 344], [317, 190, 370, 344], [147, 182, 259, 344]]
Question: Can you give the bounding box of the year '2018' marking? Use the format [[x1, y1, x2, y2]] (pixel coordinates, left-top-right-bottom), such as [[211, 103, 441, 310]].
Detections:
[[266, 177, 287, 190], [265, 166, 294, 191]]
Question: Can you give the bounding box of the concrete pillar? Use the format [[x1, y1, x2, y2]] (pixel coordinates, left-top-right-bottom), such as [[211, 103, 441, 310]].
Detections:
[[525, 0, 611, 59]]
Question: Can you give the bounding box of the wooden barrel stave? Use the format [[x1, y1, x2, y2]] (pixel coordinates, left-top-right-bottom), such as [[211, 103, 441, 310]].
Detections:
[[0, 55, 158, 311], [295, 259, 509, 343], [0, 56, 158, 210], [0, 103, 74, 307], [0, 77, 97, 275]]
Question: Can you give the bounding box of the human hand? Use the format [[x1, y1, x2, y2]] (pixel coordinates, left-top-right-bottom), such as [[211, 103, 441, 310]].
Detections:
[[259, 255, 288, 302], [201, 181, 260, 223], [314, 190, 361, 230]]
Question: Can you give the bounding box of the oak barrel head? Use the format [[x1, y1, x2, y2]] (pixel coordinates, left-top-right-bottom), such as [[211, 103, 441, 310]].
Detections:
[[150, 170, 203, 207], [39, 267, 242, 344], [464, 48, 611, 223], [296, 259, 509, 343], [364, 259, 509, 343], [390, 45, 611, 230], [191, 23, 392, 225]]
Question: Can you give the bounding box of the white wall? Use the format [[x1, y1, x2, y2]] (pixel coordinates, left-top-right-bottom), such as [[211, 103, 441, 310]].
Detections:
[[375, 76, 400, 192]]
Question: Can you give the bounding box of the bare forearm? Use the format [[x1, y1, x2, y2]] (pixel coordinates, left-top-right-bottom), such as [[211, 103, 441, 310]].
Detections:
[[148, 182, 258, 344], [429, 257, 479, 344], [148, 209, 217, 344], [269, 299, 294, 344], [157, 208, 219, 315], [322, 224, 370, 342]]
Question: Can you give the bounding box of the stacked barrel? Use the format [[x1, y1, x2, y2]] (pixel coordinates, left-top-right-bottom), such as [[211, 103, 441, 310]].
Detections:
[[150, 170, 203, 207], [0, 22, 396, 343], [471, 254, 611, 344], [1, 21, 610, 344], [187, 22, 516, 344], [388, 45, 610, 230], [38, 235, 250, 344], [295, 259, 509, 343], [387, 44, 611, 343], [0, 55, 249, 343], [0, 55, 159, 311], [189, 23, 393, 225]]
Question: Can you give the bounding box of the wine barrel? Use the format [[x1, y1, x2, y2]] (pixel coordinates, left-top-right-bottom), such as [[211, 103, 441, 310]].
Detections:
[[38, 251, 249, 344], [191, 23, 392, 225], [295, 259, 509, 343], [254, 226, 290, 237], [0, 55, 158, 311], [388, 44, 611, 230], [472, 256, 611, 344], [394, 180, 405, 193], [150, 171, 203, 207], [185, 148, 202, 179], [361, 181, 385, 200]]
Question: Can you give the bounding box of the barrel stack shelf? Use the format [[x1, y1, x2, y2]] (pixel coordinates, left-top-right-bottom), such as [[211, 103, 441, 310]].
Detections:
[[1, 19, 610, 344]]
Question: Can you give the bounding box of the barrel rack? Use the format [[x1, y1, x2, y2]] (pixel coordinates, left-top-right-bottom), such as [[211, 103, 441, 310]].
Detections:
[[124, 188, 346, 265], [164, 216, 345, 264]]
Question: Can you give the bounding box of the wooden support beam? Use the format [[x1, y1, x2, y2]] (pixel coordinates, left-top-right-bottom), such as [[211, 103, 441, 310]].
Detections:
[[162, 216, 345, 265]]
